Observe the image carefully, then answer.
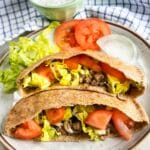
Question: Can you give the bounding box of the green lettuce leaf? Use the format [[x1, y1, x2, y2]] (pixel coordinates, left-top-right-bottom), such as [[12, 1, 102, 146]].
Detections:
[[0, 21, 60, 93], [0, 69, 19, 92], [107, 75, 130, 94]]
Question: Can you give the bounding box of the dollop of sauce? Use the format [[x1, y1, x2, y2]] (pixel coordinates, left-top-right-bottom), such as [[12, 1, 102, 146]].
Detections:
[[97, 34, 138, 64]]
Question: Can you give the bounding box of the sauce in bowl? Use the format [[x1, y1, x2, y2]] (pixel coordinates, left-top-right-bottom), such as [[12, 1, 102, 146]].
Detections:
[[31, 0, 75, 7]]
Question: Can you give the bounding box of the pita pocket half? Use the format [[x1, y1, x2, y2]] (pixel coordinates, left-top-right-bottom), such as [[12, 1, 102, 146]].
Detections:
[[3, 89, 149, 141], [17, 51, 145, 98]]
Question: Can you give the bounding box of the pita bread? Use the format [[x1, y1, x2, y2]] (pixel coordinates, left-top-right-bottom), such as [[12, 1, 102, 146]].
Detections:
[[4, 88, 149, 140], [16, 51, 145, 97]]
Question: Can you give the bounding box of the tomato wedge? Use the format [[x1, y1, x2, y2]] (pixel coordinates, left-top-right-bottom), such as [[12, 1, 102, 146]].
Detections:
[[35, 64, 55, 81], [54, 20, 82, 51], [85, 110, 112, 130], [75, 18, 111, 50], [99, 62, 126, 81], [14, 120, 42, 139], [46, 107, 65, 125], [112, 110, 134, 140]]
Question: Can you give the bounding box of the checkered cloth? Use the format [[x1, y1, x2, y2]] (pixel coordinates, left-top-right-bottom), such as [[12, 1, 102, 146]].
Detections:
[[0, 0, 149, 45]]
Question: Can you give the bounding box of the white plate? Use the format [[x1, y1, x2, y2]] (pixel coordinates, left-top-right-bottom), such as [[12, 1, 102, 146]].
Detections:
[[0, 21, 150, 150]]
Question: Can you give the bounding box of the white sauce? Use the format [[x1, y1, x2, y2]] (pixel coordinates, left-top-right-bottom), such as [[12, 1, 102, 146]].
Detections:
[[32, 0, 74, 7], [97, 34, 138, 64]]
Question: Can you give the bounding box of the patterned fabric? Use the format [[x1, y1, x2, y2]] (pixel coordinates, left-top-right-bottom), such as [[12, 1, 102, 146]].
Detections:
[[0, 0, 149, 45]]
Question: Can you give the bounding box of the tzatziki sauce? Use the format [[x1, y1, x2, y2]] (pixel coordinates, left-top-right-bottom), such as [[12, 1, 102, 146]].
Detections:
[[32, 0, 74, 7], [97, 34, 138, 64]]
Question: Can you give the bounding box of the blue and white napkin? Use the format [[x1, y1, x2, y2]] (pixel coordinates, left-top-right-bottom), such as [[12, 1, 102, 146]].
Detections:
[[0, 0, 149, 45]]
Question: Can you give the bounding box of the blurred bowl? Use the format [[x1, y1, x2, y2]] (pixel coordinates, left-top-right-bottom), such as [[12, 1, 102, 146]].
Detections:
[[29, 0, 84, 21]]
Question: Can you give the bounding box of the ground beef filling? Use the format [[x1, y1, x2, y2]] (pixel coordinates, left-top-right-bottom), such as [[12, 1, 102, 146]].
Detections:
[[55, 117, 82, 135], [79, 69, 107, 87], [23, 67, 108, 92]]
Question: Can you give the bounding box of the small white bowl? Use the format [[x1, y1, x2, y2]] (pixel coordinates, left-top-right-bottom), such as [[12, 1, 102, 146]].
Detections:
[[29, 0, 84, 21]]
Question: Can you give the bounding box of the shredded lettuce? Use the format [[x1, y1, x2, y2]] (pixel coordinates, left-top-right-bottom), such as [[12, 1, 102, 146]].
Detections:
[[35, 21, 60, 55], [0, 69, 20, 92], [23, 73, 51, 89], [21, 62, 91, 89], [63, 107, 73, 121], [34, 115, 60, 141], [50, 63, 90, 87], [50, 62, 72, 86], [0, 21, 60, 93], [60, 74, 72, 86], [77, 65, 90, 76], [71, 71, 80, 86], [50, 62, 68, 80], [107, 75, 130, 94], [73, 106, 100, 141], [41, 117, 60, 141], [73, 105, 95, 115], [34, 105, 106, 141], [70, 65, 88, 86]]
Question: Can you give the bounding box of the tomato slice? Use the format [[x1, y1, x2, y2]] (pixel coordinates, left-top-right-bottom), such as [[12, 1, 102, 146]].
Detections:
[[54, 20, 82, 51], [14, 120, 42, 139], [79, 55, 101, 72], [64, 56, 81, 70], [64, 55, 101, 72], [85, 110, 112, 130], [112, 110, 134, 140], [35, 64, 55, 81], [99, 62, 126, 81], [75, 18, 111, 50], [46, 107, 65, 125]]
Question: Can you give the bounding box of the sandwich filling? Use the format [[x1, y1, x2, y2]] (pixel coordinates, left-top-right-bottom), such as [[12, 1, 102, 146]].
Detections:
[[13, 105, 135, 141], [22, 55, 142, 95]]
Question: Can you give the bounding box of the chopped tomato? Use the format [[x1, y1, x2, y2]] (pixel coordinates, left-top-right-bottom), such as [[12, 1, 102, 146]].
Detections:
[[64, 56, 81, 70], [35, 64, 55, 81], [79, 55, 101, 72], [54, 20, 82, 51], [75, 18, 111, 50], [99, 62, 126, 81], [46, 107, 65, 125], [14, 120, 42, 139], [113, 110, 134, 128], [112, 110, 134, 140], [85, 110, 112, 130]]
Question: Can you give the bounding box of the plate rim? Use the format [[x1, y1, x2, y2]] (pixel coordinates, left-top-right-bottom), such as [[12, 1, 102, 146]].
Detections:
[[0, 21, 150, 150]]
